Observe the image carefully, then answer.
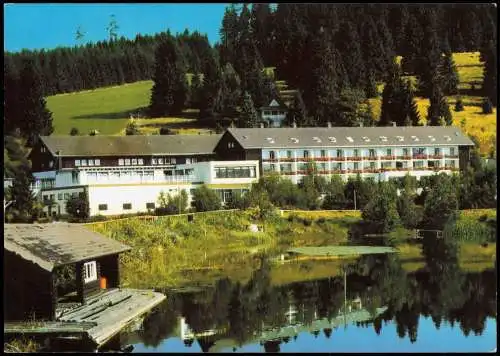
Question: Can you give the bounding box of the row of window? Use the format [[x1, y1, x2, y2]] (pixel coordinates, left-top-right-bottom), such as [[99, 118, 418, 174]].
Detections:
[[118, 158, 144, 166], [75, 159, 101, 167], [267, 147, 456, 159], [43, 191, 84, 202], [152, 157, 177, 165], [98, 202, 156, 211], [214, 166, 257, 179], [266, 160, 457, 172], [262, 110, 286, 116]]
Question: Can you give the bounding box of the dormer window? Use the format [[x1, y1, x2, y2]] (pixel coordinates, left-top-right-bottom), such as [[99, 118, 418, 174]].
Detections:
[[444, 135, 451, 141], [380, 136, 387, 142], [346, 136, 354, 143], [362, 136, 370, 142], [397, 136, 404, 142], [328, 136, 336, 143]]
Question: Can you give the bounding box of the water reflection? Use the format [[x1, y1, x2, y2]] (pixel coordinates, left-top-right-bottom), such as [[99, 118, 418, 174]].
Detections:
[[125, 237, 496, 352]]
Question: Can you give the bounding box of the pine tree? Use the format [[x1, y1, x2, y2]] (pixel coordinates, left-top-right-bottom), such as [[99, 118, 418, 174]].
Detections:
[[198, 47, 221, 120], [215, 63, 242, 119], [365, 68, 379, 98], [219, 5, 239, 65], [427, 85, 452, 126], [481, 40, 497, 106], [239, 91, 259, 128], [401, 80, 421, 126], [4, 56, 21, 135], [149, 36, 187, 117], [9, 160, 36, 222], [285, 91, 307, 127], [379, 64, 403, 126], [189, 73, 203, 110], [439, 52, 459, 95], [335, 21, 366, 89], [454, 97, 464, 112], [17, 59, 54, 146]]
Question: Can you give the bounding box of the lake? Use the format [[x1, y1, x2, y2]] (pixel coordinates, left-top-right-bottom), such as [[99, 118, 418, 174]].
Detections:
[[119, 237, 497, 353]]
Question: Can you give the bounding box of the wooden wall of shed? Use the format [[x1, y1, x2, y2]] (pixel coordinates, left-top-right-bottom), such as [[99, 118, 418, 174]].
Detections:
[[4, 250, 56, 321], [76, 259, 102, 303]]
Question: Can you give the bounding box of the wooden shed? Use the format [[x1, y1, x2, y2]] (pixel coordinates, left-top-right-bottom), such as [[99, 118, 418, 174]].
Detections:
[[4, 223, 131, 321]]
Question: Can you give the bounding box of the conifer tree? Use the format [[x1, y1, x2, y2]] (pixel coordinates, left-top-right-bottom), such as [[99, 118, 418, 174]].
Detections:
[[215, 63, 242, 118], [9, 159, 36, 222], [379, 64, 403, 126], [481, 40, 497, 106], [239, 91, 259, 128], [335, 21, 366, 89], [149, 36, 187, 117], [439, 52, 459, 95], [198, 48, 221, 120], [17, 59, 54, 146], [427, 84, 452, 126], [401, 80, 421, 126], [285, 91, 307, 127]]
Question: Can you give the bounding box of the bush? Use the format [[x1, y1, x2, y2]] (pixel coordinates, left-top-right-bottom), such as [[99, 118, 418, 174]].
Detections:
[[454, 98, 464, 112], [191, 185, 222, 212], [482, 97, 493, 114], [65, 196, 90, 220], [316, 217, 326, 224], [69, 127, 79, 136], [125, 121, 140, 135], [302, 218, 312, 226], [159, 126, 174, 135]]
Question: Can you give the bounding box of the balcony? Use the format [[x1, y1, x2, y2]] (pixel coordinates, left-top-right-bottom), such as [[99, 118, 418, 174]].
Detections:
[[363, 168, 379, 173], [297, 157, 315, 162], [263, 158, 279, 163], [397, 156, 412, 160], [331, 157, 346, 162], [395, 167, 412, 171], [279, 157, 296, 162], [429, 155, 444, 159], [445, 155, 459, 159], [413, 154, 428, 159], [380, 155, 396, 160], [366, 156, 378, 161], [347, 156, 363, 161], [314, 157, 330, 162], [346, 169, 363, 174], [318, 170, 330, 175]]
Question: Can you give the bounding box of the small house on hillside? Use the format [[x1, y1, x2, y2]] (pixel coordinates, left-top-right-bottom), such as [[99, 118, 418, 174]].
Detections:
[[4, 223, 131, 321], [259, 98, 289, 128]]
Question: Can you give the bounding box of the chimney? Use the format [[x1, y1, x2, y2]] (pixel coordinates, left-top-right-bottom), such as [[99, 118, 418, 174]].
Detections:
[[392, 121, 397, 127], [327, 121, 332, 128], [292, 121, 297, 128]]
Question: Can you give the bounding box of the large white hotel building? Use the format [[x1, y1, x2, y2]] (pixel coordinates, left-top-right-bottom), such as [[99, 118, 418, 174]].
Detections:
[[29, 126, 474, 217]]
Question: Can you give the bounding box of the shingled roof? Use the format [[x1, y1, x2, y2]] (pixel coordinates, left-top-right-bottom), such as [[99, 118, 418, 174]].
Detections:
[[39, 134, 222, 157], [227, 126, 475, 149], [4, 224, 131, 272]]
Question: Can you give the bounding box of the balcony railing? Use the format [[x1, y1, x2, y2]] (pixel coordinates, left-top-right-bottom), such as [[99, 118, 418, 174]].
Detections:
[[429, 155, 444, 159], [314, 157, 330, 162], [380, 155, 396, 160], [445, 155, 459, 159], [331, 157, 346, 162], [347, 156, 363, 161], [279, 157, 296, 162], [397, 155, 412, 160], [413, 154, 428, 159], [366, 156, 378, 161], [280, 171, 296, 175], [263, 158, 279, 162], [297, 157, 315, 162]]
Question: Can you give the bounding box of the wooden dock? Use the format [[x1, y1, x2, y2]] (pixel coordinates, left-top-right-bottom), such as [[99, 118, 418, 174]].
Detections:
[[4, 288, 166, 350]]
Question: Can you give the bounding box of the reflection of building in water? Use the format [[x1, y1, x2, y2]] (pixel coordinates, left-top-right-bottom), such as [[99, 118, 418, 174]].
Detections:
[[177, 299, 386, 353]]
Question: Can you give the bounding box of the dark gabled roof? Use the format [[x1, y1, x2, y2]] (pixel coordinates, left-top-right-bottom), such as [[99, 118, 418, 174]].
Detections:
[[259, 98, 288, 110], [4, 223, 131, 272], [227, 126, 475, 149], [39, 134, 222, 157]]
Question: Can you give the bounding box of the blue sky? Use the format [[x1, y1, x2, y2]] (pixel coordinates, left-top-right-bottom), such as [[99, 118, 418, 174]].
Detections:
[[4, 3, 229, 52], [131, 316, 497, 353]]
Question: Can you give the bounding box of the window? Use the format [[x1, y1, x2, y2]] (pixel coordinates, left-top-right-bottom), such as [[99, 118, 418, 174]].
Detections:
[[386, 149, 392, 156], [138, 158, 144, 165], [269, 151, 276, 160], [287, 150, 293, 158], [337, 150, 343, 157], [402, 148, 409, 156], [118, 159, 124, 166], [88, 159, 94, 166], [75, 160, 81, 166], [369, 149, 375, 158], [152, 158, 157, 165], [158, 158, 164, 165], [303, 150, 309, 158], [321, 150, 327, 157], [434, 148, 440, 155], [450, 147, 456, 156], [72, 192, 78, 198], [64, 193, 70, 200], [353, 149, 359, 157], [353, 162, 359, 170], [370, 162, 375, 169], [131, 158, 137, 165], [98, 204, 108, 211], [83, 261, 97, 283], [124, 159, 131, 165], [95, 159, 100, 166], [123, 203, 132, 210], [81, 159, 87, 166], [280, 163, 292, 172], [146, 202, 155, 210], [58, 193, 63, 200]]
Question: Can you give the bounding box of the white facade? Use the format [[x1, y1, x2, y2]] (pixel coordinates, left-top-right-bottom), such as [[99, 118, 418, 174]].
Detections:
[[261, 145, 461, 183], [34, 160, 260, 217], [260, 99, 288, 128]]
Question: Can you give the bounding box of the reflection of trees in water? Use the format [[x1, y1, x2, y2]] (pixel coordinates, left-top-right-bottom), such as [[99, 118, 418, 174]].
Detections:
[[137, 244, 496, 348]]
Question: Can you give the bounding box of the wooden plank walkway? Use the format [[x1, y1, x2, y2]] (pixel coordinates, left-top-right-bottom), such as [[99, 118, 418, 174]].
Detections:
[[4, 321, 96, 334], [58, 288, 166, 347]]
